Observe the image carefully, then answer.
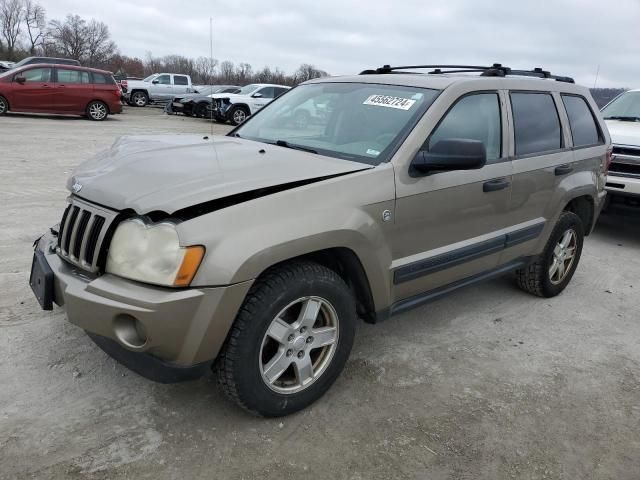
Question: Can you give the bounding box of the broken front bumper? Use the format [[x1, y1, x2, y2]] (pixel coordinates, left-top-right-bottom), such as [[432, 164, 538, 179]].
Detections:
[[31, 231, 252, 382]]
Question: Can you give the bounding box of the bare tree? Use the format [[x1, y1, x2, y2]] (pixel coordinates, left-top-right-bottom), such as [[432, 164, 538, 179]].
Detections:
[[194, 56, 217, 83], [48, 14, 88, 60], [0, 0, 23, 60], [85, 19, 116, 66], [24, 0, 45, 54], [293, 64, 328, 84], [218, 60, 234, 83]]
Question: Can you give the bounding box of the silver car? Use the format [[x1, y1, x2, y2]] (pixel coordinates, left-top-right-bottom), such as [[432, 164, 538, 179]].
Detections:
[[30, 64, 610, 416]]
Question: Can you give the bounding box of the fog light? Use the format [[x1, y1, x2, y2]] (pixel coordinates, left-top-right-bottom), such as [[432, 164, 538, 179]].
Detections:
[[113, 314, 147, 348]]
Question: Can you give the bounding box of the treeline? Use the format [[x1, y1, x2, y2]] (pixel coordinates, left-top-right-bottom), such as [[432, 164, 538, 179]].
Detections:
[[0, 1, 328, 85], [590, 88, 625, 108]]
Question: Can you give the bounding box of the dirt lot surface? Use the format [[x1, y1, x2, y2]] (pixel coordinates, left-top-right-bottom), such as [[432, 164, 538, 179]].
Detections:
[[2, 107, 640, 480]]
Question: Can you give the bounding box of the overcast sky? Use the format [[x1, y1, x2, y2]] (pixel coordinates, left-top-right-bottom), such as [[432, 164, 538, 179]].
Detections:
[[40, 0, 640, 87]]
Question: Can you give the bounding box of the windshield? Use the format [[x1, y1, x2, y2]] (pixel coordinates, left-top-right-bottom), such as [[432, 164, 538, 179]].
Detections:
[[237, 84, 261, 95], [233, 82, 440, 165], [143, 74, 158, 82], [602, 91, 640, 120]]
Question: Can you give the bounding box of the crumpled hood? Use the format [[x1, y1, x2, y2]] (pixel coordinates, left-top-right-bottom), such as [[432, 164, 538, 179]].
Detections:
[[207, 93, 248, 100], [69, 135, 371, 214], [605, 119, 640, 147]]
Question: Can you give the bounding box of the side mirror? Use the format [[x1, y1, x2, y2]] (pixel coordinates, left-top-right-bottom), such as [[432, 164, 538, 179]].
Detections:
[[152, 79, 159, 84], [252, 92, 263, 98], [15, 76, 26, 84], [410, 138, 486, 176]]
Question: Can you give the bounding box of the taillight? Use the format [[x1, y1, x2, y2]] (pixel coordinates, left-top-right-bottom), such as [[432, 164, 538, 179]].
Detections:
[[121, 80, 128, 89], [604, 148, 613, 173]]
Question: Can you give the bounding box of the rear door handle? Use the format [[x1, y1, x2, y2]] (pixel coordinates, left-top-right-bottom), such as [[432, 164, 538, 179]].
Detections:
[[555, 164, 573, 176], [483, 178, 510, 192]]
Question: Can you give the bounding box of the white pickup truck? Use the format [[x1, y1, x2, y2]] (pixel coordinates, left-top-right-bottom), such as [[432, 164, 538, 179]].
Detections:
[[123, 73, 195, 107]]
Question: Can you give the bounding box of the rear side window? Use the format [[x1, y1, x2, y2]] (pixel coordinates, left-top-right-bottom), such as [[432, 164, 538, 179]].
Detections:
[[561, 95, 602, 147], [510, 92, 562, 156], [18, 67, 51, 82], [428, 92, 502, 161], [174, 75, 189, 86], [56, 69, 89, 84]]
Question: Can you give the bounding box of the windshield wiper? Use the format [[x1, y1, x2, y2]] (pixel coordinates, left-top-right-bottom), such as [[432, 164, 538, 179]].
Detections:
[[274, 140, 318, 154], [604, 115, 640, 122]]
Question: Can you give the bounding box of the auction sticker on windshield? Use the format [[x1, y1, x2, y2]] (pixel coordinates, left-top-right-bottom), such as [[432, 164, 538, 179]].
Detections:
[[363, 95, 416, 110]]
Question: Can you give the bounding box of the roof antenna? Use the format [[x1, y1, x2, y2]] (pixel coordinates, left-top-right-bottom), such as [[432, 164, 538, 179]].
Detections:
[[593, 64, 600, 88], [208, 15, 220, 168]]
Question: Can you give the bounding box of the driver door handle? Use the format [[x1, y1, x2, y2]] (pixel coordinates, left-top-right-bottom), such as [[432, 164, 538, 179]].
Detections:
[[483, 178, 510, 192]]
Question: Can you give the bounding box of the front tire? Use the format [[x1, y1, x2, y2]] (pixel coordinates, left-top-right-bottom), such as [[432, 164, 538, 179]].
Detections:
[[86, 101, 109, 121], [131, 91, 148, 107], [0, 95, 8, 115], [229, 105, 249, 126], [216, 261, 356, 417], [515, 211, 584, 297]]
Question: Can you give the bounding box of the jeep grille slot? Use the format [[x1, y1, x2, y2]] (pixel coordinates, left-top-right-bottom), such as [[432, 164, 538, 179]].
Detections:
[[56, 197, 117, 273]]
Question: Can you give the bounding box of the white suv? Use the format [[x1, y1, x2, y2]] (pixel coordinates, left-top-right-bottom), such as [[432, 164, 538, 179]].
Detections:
[[602, 89, 640, 202], [209, 83, 290, 125]]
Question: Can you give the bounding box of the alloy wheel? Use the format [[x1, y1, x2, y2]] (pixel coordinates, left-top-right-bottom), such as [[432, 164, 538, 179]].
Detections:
[[259, 296, 339, 394], [133, 93, 146, 107], [89, 102, 107, 120], [233, 109, 247, 124], [0, 97, 6, 114], [549, 228, 577, 284]]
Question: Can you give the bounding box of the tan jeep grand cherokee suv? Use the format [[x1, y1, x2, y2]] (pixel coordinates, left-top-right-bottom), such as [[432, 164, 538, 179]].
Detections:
[[30, 64, 611, 416]]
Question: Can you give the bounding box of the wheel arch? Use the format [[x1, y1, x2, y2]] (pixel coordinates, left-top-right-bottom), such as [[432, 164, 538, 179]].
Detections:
[[0, 93, 10, 111], [562, 194, 595, 236], [261, 247, 379, 323]]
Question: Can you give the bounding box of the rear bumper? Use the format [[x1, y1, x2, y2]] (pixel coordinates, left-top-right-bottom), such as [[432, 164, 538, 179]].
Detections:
[[110, 101, 123, 114], [606, 173, 640, 198], [34, 231, 252, 380]]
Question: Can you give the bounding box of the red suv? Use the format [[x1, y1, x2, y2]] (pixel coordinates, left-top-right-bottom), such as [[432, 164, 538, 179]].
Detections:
[[0, 64, 122, 121]]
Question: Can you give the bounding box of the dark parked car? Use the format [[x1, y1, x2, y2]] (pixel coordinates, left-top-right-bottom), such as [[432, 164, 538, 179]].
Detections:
[[0, 64, 122, 120], [165, 85, 241, 116], [10, 56, 80, 69]]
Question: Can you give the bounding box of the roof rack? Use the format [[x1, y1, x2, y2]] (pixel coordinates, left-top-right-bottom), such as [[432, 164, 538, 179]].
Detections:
[[359, 63, 575, 83]]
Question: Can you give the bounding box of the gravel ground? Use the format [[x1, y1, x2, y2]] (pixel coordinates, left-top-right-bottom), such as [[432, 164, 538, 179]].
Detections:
[[1, 107, 639, 480]]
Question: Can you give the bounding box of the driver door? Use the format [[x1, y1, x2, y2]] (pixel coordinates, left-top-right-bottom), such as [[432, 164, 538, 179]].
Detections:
[[151, 74, 173, 100], [391, 90, 513, 302], [250, 86, 275, 113]]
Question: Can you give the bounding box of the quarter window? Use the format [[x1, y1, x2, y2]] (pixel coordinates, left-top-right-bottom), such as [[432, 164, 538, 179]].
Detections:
[[19, 67, 52, 83], [174, 75, 189, 86], [561, 95, 602, 147], [510, 92, 562, 156], [427, 93, 502, 161], [56, 69, 89, 84]]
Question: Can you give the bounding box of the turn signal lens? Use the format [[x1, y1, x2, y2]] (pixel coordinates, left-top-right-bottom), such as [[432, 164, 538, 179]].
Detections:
[[174, 245, 205, 286]]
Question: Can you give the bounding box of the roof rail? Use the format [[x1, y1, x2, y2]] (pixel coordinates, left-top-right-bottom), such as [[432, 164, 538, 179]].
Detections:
[[359, 63, 575, 83]]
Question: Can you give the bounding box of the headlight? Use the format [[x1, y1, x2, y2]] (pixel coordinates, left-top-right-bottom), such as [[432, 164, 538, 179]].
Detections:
[[106, 218, 204, 287]]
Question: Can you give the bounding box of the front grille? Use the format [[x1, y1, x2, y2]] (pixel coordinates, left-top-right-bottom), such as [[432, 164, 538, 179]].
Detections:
[[56, 197, 118, 273], [612, 146, 640, 157], [610, 146, 640, 179]]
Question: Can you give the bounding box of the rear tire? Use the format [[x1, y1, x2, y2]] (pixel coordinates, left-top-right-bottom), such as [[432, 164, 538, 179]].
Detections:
[[86, 101, 109, 121], [216, 261, 356, 417], [515, 211, 584, 298], [0, 95, 8, 115], [131, 91, 148, 107]]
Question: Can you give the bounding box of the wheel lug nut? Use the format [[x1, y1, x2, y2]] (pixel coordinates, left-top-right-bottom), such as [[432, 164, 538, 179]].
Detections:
[[306, 337, 313, 344], [286, 349, 293, 357], [287, 334, 295, 342], [300, 327, 307, 333], [297, 351, 304, 358]]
